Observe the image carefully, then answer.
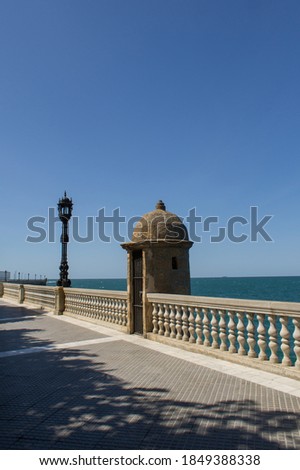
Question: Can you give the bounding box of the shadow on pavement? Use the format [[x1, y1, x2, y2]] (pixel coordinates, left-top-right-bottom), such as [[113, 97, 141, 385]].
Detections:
[[0, 303, 300, 450]]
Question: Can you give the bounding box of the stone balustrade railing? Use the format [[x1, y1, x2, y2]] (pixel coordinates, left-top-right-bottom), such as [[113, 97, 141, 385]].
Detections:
[[0, 283, 128, 331], [63, 288, 128, 328], [1, 282, 300, 376], [1, 283, 55, 310], [1, 283, 20, 301], [23, 284, 56, 310], [147, 293, 300, 370]]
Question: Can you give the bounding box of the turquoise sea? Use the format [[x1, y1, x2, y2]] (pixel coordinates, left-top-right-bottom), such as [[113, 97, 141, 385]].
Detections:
[[48, 276, 300, 303]]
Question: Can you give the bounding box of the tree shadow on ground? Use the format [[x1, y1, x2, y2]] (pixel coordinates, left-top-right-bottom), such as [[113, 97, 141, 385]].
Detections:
[[0, 303, 48, 321], [0, 304, 50, 352], [0, 304, 300, 450]]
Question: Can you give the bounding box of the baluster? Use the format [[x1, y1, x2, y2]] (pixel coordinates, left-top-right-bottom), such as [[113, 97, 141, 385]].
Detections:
[[117, 299, 121, 324], [91, 296, 96, 318], [280, 317, 292, 366], [81, 295, 89, 317], [182, 306, 189, 341], [85, 295, 89, 316], [109, 298, 114, 322], [108, 297, 112, 322], [219, 309, 228, 351], [267, 314, 279, 363], [87, 295, 91, 316], [108, 298, 112, 322], [115, 299, 120, 324], [80, 294, 84, 316], [228, 311, 237, 353], [164, 304, 170, 337], [92, 296, 96, 318], [158, 304, 164, 335], [94, 296, 98, 318], [237, 311, 246, 355], [79, 294, 83, 315], [104, 298, 108, 321], [169, 305, 176, 338], [175, 305, 183, 340], [95, 296, 101, 320], [113, 299, 118, 323], [118, 298, 122, 324], [109, 298, 113, 322], [188, 306, 196, 343], [118, 299, 123, 325], [73, 294, 77, 314], [203, 308, 211, 347], [195, 307, 203, 345], [152, 303, 158, 334], [246, 312, 257, 358], [122, 299, 127, 326], [112, 299, 117, 323], [104, 297, 108, 320], [292, 318, 300, 369], [104, 297, 108, 321], [82, 295, 90, 317], [90, 295, 94, 317], [211, 309, 219, 349], [75, 294, 79, 315], [257, 313, 267, 360], [100, 297, 104, 320], [88, 295, 92, 317], [70, 294, 74, 314], [94, 296, 99, 320], [98, 297, 104, 320], [77, 294, 81, 315], [92, 296, 96, 317]]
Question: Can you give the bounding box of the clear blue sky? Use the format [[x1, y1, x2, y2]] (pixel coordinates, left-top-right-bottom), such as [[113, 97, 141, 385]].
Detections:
[[0, 0, 299, 279]]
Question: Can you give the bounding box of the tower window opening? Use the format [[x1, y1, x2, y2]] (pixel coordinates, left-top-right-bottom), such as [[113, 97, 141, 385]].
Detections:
[[172, 257, 178, 270]]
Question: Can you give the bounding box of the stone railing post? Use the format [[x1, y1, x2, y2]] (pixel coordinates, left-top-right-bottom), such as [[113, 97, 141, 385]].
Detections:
[[0, 282, 3, 297], [19, 285, 25, 304], [54, 287, 65, 315]]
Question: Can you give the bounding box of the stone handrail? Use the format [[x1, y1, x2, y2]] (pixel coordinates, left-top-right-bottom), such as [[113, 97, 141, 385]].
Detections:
[[147, 293, 300, 369], [63, 288, 128, 329]]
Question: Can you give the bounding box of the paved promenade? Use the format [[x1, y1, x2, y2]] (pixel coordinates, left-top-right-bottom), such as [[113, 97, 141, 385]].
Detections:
[[0, 299, 300, 450]]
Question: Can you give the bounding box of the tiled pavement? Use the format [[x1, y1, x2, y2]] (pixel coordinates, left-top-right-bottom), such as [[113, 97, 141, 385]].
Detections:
[[0, 299, 300, 450]]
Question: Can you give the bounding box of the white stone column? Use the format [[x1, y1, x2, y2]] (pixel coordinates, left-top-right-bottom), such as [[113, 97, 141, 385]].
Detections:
[[292, 318, 300, 369]]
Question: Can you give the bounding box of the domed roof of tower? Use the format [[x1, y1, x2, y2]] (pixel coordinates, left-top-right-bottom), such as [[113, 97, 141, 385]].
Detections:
[[131, 200, 189, 242]]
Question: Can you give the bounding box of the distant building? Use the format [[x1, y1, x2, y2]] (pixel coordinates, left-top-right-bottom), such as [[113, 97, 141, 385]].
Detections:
[[0, 271, 10, 281]]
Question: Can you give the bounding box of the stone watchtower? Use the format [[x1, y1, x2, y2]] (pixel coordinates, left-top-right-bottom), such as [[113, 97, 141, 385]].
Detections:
[[121, 201, 193, 336]]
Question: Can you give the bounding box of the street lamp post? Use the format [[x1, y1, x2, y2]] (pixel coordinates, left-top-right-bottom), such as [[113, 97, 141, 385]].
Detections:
[[57, 192, 73, 287]]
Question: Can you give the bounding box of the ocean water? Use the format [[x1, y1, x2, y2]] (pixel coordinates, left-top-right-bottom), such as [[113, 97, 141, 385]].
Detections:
[[47, 276, 300, 303]]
